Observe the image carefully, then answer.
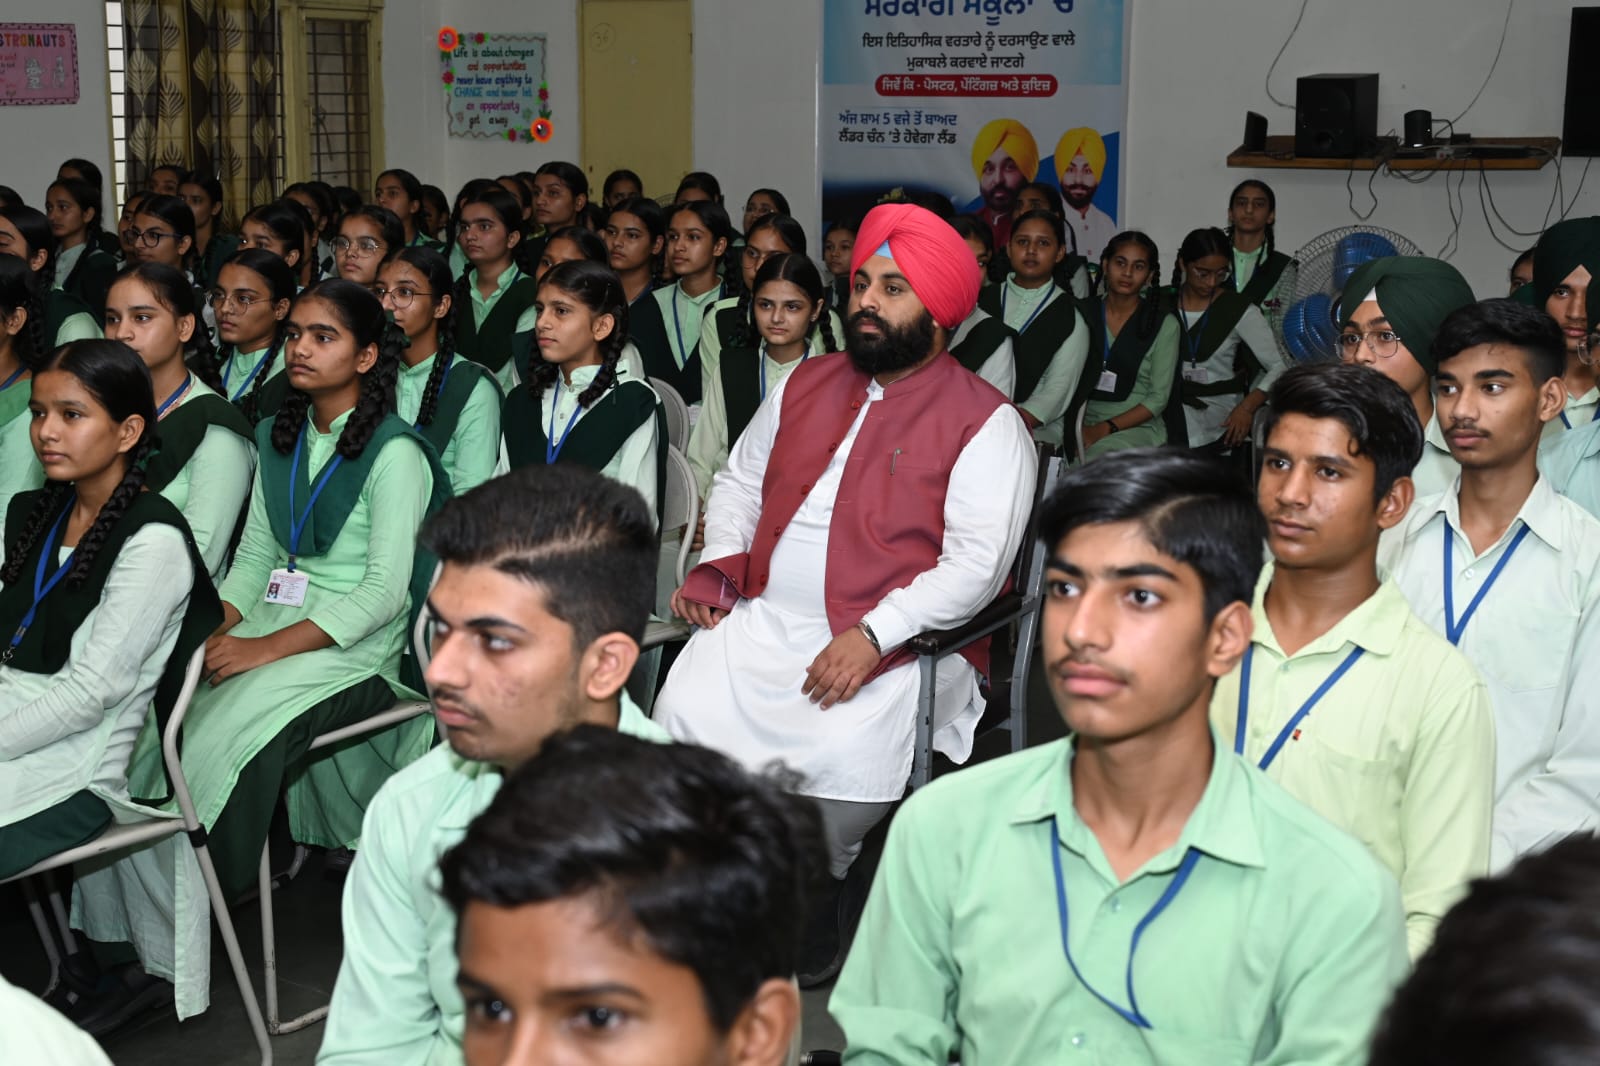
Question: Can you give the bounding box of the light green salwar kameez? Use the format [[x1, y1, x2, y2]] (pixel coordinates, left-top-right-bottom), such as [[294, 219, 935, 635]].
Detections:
[[395, 351, 502, 494]]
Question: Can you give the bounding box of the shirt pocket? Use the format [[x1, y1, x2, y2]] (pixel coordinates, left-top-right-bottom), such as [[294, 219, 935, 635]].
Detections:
[[1473, 606, 1578, 695], [1282, 735, 1399, 862]]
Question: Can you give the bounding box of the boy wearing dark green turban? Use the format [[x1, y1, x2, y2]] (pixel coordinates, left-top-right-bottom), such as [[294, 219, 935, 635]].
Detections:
[[1529, 216, 1600, 436], [1338, 256, 1477, 500]]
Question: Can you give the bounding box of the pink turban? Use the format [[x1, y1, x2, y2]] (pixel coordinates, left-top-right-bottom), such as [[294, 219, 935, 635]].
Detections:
[[850, 203, 982, 331]]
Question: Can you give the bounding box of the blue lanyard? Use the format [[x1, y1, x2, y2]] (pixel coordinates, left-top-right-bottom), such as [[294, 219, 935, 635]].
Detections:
[[670, 282, 721, 369], [1099, 304, 1112, 371], [1180, 299, 1214, 366], [1233, 644, 1366, 770], [287, 424, 345, 571], [1050, 816, 1199, 1030], [757, 344, 810, 404], [0, 365, 24, 392], [546, 378, 584, 464], [414, 354, 455, 430], [1558, 405, 1600, 429], [1002, 281, 1057, 335], [156, 374, 192, 420], [223, 345, 277, 402], [1443, 522, 1532, 645], [4, 504, 73, 660]]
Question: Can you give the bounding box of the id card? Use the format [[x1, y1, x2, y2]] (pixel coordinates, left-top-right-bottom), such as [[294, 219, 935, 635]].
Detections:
[[264, 568, 308, 607], [1097, 370, 1118, 391], [1182, 366, 1210, 384]]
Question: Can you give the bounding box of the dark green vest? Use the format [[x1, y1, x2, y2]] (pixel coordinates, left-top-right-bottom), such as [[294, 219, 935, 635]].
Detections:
[[1084, 296, 1163, 406], [195, 233, 242, 291], [977, 284, 1080, 401], [62, 247, 120, 320], [949, 314, 1015, 382], [412, 353, 501, 461], [1234, 249, 1294, 307], [1170, 291, 1264, 406], [1, 489, 222, 801], [44, 289, 95, 347], [457, 273, 540, 373], [628, 289, 704, 404], [251, 370, 291, 422], [145, 392, 254, 493]]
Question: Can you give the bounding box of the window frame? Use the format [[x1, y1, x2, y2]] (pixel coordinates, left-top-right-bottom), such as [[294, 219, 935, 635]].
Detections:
[[278, 0, 386, 191]]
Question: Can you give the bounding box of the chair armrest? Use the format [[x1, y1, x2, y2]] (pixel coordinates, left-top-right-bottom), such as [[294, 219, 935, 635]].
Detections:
[[904, 592, 1034, 658], [643, 618, 693, 650]]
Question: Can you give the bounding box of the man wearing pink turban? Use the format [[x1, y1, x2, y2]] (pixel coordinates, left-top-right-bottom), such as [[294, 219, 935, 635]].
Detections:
[[654, 203, 1037, 983]]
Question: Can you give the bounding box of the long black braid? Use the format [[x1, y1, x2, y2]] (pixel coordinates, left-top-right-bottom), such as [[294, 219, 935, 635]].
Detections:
[[0, 256, 50, 370], [210, 249, 296, 420], [1, 206, 58, 293], [525, 260, 629, 409], [270, 280, 402, 460], [392, 246, 457, 427], [0, 340, 158, 589]]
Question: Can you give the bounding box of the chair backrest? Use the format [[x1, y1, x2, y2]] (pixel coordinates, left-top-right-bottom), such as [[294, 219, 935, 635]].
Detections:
[[651, 376, 690, 451], [662, 444, 701, 587], [1073, 404, 1088, 466], [1011, 444, 1060, 588], [413, 597, 433, 671]]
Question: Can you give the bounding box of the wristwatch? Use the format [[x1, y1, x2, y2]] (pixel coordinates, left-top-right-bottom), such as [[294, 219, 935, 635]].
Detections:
[[1106, 418, 1121, 433]]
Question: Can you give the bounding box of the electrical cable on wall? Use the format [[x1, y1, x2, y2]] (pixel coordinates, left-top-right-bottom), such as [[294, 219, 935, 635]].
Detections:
[[1264, 0, 1314, 111], [1449, 0, 1515, 125]]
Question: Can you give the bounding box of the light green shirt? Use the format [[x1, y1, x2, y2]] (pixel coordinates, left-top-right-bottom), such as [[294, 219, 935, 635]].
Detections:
[[157, 378, 256, 581], [395, 352, 502, 494], [999, 277, 1091, 446], [686, 345, 810, 499], [830, 734, 1408, 1066], [654, 282, 722, 372], [53, 310, 100, 346], [468, 264, 527, 329], [1175, 301, 1283, 448], [218, 344, 284, 404], [316, 696, 668, 1066], [0, 378, 43, 525], [1411, 414, 1459, 504], [1084, 314, 1180, 459], [52, 242, 86, 291], [950, 307, 1017, 399], [1380, 476, 1600, 867], [1211, 564, 1494, 958], [1232, 246, 1297, 366], [1541, 416, 1600, 519], [697, 293, 844, 403], [1541, 384, 1599, 440]]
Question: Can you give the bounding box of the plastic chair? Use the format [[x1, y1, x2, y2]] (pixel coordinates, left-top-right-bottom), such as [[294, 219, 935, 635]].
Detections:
[[256, 611, 433, 1035], [645, 445, 700, 651], [2, 647, 274, 1066], [905, 449, 1061, 791], [650, 376, 690, 451]]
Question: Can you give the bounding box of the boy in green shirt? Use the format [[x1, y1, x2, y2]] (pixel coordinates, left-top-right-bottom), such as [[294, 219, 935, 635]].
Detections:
[[831, 447, 1408, 1066]]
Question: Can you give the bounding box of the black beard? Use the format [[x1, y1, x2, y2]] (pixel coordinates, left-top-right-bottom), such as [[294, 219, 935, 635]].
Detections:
[[1063, 184, 1096, 209], [846, 309, 936, 375]]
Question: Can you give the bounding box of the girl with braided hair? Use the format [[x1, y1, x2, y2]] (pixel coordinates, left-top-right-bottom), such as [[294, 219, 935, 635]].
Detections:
[[178, 172, 241, 292], [625, 200, 735, 405], [210, 248, 296, 422], [106, 263, 255, 579], [45, 177, 119, 319], [1226, 179, 1297, 361], [686, 252, 833, 501], [499, 259, 664, 523], [0, 256, 49, 519], [91, 279, 449, 924], [240, 199, 314, 288], [0, 204, 100, 347], [0, 339, 219, 882], [453, 185, 539, 394], [1079, 231, 1181, 459], [378, 247, 501, 492], [375, 168, 440, 250]]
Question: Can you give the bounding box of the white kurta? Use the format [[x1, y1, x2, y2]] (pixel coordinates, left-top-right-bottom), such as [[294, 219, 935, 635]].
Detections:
[[654, 370, 1035, 803], [1067, 202, 1118, 261], [1176, 302, 1284, 447]]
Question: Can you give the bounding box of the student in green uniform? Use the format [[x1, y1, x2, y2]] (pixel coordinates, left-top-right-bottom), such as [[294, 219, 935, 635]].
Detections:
[[527, 162, 590, 267], [207, 247, 296, 423], [56, 159, 112, 253], [375, 168, 439, 250], [240, 198, 314, 289], [1080, 232, 1181, 459], [1337, 256, 1476, 501], [1168, 227, 1282, 465], [0, 204, 101, 347], [124, 194, 197, 276], [687, 253, 835, 500], [453, 186, 538, 393], [602, 167, 644, 209], [1213, 362, 1493, 959], [45, 178, 118, 319], [1226, 179, 1297, 359], [106, 264, 256, 581], [947, 214, 1019, 400], [604, 196, 666, 306], [419, 184, 450, 243], [439, 728, 816, 1066], [179, 172, 241, 292], [629, 200, 733, 405], [284, 181, 338, 279], [533, 225, 609, 281], [333, 204, 403, 288], [500, 260, 662, 520], [317, 463, 670, 1064], [1007, 182, 1092, 298], [444, 178, 497, 280], [823, 217, 857, 313], [0, 338, 218, 882], [0, 256, 47, 521], [377, 247, 502, 493], [1527, 217, 1600, 436], [977, 209, 1091, 448], [830, 447, 1408, 1064]]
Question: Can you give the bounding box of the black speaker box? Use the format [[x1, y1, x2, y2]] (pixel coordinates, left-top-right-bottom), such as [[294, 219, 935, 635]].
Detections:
[[1564, 8, 1600, 156], [1295, 73, 1379, 159]]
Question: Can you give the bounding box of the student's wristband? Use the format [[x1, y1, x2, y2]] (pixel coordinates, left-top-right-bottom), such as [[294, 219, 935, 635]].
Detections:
[[1106, 418, 1121, 433]]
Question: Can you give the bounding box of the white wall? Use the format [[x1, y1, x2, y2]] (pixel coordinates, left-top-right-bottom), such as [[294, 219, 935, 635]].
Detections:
[[3, 0, 112, 211]]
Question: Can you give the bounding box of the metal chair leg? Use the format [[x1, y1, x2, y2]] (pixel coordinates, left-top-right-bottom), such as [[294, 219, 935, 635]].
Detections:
[[259, 839, 331, 1035], [911, 655, 938, 791], [46, 876, 80, 956], [22, 879, 63, 997], [192, 842, 273, 1066]]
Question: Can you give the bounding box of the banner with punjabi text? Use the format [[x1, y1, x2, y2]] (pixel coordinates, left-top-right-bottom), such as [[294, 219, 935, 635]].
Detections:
[[821, 0, 1129, 261]]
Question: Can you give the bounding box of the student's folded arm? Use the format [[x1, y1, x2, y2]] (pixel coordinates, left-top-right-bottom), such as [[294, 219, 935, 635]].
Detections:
[[317, 790, 441, 1064], [179, 426, 255, 577], [217, 469, 280, 616], [308, 441, 432, 649], [611, 415, 660, 531], [828, 795, 961, 1065], [0, 526, 192, 757], [700, 369, 788, 562], [1135, 315, 1181, 418]]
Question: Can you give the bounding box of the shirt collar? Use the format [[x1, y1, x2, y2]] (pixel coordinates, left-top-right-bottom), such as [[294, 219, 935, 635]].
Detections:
[[1420, 473, 1567, 552], [306, 408, 353, 440], [1009, 732, 1267, 873], [472, 265, 522, 303], [399, 351, 439, 379], [1425, 412, 1451, 454], [557, 363, 602, 391], [1568, 419, 1600, 461], [1252, 561, 1409, 658]]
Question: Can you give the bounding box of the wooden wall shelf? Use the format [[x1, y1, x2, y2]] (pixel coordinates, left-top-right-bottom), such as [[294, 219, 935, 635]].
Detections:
[[1227, 135, 1561, 172]]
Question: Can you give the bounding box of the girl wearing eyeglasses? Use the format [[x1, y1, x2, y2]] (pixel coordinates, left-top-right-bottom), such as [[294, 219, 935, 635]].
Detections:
[[124, 194, 197, 273], [209, 248, 297, 423], [334, 205, 403, 288], [377, 247, 501, 493], [0, 204, 101, 348], [1168, 227, 1282, 458], [105, 263, 255, 580]]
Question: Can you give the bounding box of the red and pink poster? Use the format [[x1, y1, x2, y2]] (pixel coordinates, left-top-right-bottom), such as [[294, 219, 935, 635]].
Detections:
[[0, 23, 79, 106]]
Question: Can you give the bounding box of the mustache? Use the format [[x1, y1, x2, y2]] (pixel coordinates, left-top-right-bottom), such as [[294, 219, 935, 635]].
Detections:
[[848, 309, 887, 330], [1445, 419, 1489, 435], [1050, 652, 1133, 683]]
